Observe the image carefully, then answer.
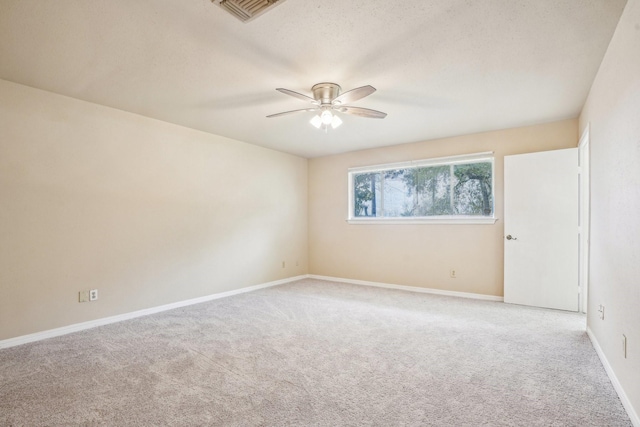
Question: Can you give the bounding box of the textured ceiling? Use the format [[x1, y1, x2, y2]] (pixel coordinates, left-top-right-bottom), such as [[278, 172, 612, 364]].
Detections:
[[0, 0, 627, 158]]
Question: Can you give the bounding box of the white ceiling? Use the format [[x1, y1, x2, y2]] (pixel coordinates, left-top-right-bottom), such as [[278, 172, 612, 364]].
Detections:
[[0, 0, 627, 158]]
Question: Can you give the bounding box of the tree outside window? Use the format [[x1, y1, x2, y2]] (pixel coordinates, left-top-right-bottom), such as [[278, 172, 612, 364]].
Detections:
[[352, 158, 493, 219]]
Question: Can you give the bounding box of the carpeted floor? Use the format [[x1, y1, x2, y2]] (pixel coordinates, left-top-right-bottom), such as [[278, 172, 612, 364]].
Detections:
[[0, 279, 632, 426]]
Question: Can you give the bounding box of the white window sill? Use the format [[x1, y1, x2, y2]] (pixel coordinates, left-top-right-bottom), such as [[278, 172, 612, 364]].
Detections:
[[346, 217, 498, 225]]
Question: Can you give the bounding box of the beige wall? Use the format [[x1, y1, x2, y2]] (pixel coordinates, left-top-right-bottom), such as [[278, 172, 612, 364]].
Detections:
[[309, 119, 577, 296], [579, 0, 640, 416], [0, 80, 308, 340]]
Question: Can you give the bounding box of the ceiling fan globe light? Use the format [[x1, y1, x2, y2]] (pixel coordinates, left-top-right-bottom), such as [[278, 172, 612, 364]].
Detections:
[[310, 115, 322, 128], [321, 110, 333, 125], [331, 115, 343, 129]]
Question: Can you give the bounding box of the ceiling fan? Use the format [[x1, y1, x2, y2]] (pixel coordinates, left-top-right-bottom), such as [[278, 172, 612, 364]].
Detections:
[[267, 82, 387, 130]]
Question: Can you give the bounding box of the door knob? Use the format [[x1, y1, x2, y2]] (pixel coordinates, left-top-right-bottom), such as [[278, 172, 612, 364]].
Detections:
[[506, 234, 517, 240]]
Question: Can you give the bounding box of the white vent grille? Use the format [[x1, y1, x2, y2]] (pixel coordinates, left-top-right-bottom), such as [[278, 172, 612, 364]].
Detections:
[[212, 0, 285, 23]]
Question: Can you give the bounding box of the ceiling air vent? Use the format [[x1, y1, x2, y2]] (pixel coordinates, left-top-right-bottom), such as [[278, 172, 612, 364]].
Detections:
[[212, 0, 285, 23]]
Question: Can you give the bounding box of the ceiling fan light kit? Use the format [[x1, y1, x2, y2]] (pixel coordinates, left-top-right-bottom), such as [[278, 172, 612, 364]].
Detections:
[[267, 82, 387, 132], [310, 110, 343, 131]]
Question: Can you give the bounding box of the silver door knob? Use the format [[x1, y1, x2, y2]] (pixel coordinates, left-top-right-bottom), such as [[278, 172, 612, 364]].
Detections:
[[506, 234, 517, 240]]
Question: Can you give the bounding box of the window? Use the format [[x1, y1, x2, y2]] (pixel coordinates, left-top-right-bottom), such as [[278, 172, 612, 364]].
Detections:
[[348, 152, 496, 224]]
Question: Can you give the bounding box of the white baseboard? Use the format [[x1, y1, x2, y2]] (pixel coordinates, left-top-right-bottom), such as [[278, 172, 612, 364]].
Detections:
[[0, 275, 307, 350], [587, 327, 640, 427], [308, 274, 504, 302], [0, 274, 502, 349]]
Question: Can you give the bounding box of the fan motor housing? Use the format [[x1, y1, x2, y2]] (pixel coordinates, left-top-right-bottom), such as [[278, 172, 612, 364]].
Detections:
[[312, 83, 341, 104]]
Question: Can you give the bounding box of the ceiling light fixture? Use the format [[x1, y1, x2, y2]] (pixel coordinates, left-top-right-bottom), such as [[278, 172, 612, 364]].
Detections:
[[321, 110, 333, 125], [331, 114, 343, 129], [310, 109, 342, 131], [310, 115, 322, 129]]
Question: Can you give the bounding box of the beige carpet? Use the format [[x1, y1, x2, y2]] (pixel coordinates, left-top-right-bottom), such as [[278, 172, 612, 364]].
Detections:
[[0, 279, 632, 426]]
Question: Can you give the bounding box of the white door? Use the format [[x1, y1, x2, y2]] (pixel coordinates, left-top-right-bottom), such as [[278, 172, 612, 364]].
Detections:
[[504, 148, 578, 311]]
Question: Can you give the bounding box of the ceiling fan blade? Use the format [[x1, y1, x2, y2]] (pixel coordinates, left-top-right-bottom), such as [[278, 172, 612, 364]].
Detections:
[[276, 88, 318, 104], [266, 107, 319, 118], [338, 106, 387, 119], [332, 85, 376, 105]]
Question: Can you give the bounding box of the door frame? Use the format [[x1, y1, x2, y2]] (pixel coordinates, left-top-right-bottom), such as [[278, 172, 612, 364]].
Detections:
[[578, 124, 591, 314]]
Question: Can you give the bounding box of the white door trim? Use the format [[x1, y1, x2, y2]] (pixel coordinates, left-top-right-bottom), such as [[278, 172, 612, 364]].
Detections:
[[578, 124, 591, 314]]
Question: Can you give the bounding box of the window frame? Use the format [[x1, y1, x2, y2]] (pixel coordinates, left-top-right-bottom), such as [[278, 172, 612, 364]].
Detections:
[[347, 152, 497, 225]]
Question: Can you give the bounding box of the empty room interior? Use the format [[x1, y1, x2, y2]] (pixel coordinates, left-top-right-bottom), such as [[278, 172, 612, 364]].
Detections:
[[1, 0, 639, 425]]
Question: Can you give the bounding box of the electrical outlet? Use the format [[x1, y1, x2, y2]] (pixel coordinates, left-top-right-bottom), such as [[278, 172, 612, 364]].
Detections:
[[450, 269, 457, 278], [89, 289, 98, 301], [79, 291, 90, 303], [622, 335, 627, 359], [598, 305, 605, 320]]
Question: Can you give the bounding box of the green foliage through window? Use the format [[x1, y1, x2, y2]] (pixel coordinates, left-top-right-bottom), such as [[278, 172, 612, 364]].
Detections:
[[352, 158, 493, 218]]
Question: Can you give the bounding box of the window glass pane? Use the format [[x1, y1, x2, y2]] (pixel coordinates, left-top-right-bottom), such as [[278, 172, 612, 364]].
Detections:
[[452, 162, 493, 216], [383, 169, 411, 217], [353, 172, 382, 217], [413, 166, 452, 216], [350, 155, 494, 220]]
